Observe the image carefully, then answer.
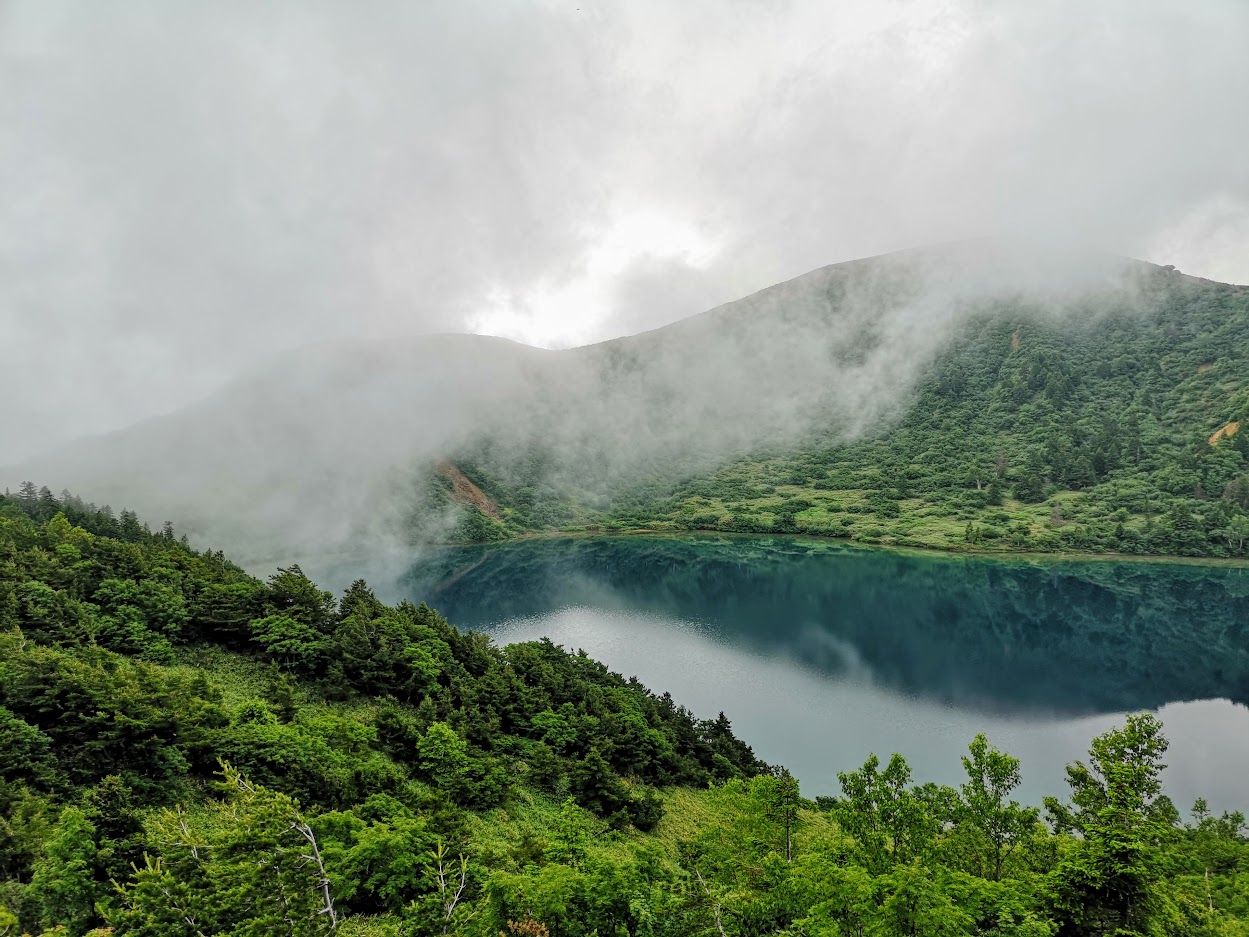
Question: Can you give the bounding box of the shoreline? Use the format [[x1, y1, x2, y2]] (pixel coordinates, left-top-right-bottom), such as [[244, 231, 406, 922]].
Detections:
[[468, 526, 1249, 569]]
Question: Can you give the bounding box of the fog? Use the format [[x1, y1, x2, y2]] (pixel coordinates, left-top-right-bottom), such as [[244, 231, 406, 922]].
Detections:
[[3, 1, 1248, 563], [8, 239, 1178, 569]]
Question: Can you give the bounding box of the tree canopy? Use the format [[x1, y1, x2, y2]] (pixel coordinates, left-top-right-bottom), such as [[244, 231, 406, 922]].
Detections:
[[1, 485, 1247, 936]]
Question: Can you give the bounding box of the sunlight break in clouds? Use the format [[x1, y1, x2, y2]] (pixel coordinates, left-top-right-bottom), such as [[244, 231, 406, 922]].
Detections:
[[470, 209, 720, 348], [2, 0, 1248, 464]]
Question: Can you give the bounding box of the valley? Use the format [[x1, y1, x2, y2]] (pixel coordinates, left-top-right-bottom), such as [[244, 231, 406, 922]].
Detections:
[[9, 6, 1249, 933], [7, 242, 1249, 935]]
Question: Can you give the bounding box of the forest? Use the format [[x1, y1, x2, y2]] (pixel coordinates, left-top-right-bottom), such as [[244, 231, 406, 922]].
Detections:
[[2, 484, 1249, 936], [448, 272, 1249, 559]]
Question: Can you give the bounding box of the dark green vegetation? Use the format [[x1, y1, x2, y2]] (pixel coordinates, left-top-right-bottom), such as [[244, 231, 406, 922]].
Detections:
[[448, 267, 1249, 558], [4, 487, 1249, 936]]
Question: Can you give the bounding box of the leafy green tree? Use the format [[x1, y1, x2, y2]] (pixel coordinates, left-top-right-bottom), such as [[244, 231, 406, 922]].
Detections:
[[82, 775, 144, 888], [836, 753, 937, 874], [0, 707, 58, 795], [0, 638, 196, 789], [1045, 714, 1174, 936], [546, 797, 592, 866], [960, 734, 1039, 880], [14, 580, 86, 643], [417, 722, 470, 789], [1221, 515, 1249, 554], [264, 565, 336, 633], [332, 610, 443, 698], [189, 581, 262, 645], [877, 863, 975, 937], [791, 864, 877, 936], [768, 768, 801, 862], [338, 578, 386, 621], [405, 841, 480, 936], [315, 802, 434, 915], [93, 578, 187, 639]]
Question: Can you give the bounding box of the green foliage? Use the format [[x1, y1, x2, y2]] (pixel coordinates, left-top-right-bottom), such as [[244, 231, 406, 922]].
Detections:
[[249, 613, 327, 671], [27, 806, 99, 935], [0, 707, 58, 795], [4, 485, 1249, 935], [959, 734, 1040, 881], [111, 764, 338, 937], [447, 275, 1249, 559], [452, 506, 510, 543], [1045, 713, 1177, 935], [0, 483, 764, 934], [835, 752, 940, 873]]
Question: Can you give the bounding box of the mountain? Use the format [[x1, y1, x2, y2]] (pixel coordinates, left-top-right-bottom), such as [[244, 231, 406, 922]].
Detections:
[[418, 240, 1249, 560], [10, 238, 1249, 565]]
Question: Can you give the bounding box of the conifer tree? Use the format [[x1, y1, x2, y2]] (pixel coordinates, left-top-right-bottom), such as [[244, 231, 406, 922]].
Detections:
[[28, 806, 100, 934]]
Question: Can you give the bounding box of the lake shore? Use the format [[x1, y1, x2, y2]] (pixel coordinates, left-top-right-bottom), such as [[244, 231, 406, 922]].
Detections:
[[489, 526, 1249, 569]]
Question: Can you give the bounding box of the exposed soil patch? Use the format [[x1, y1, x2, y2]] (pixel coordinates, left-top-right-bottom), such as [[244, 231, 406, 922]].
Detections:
[[1209, 421, 1241, 446], [435, 458, 501, 518]]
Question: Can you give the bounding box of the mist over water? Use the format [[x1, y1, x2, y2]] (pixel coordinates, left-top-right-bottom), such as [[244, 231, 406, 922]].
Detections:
[[398, 535, 1249, 811]]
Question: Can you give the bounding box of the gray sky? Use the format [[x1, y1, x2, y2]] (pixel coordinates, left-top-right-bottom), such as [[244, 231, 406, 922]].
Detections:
[[3, 0, 1248, 466]]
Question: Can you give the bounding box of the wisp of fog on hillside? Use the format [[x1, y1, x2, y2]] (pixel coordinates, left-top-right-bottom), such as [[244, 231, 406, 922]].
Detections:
[[3, 0, 1248, 571]]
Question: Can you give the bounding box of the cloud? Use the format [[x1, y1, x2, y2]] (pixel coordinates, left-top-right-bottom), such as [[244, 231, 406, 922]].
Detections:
[[2, 0, 1247, 465], [1147, 196, 1249, 285]]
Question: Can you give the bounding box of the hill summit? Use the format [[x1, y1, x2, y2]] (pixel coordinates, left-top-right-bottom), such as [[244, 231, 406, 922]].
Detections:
[[11, 239, 1249, 564]]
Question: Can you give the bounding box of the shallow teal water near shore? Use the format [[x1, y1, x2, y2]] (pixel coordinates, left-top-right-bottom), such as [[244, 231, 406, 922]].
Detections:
[[400, 535, 1249, 809]]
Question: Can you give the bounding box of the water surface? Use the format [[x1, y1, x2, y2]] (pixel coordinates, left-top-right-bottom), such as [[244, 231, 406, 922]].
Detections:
[[400, 535, 1249, 810]]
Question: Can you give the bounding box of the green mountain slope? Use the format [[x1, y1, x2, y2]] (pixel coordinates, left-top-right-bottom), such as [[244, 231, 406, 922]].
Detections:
[[12, 239, 1249, 563], [452, 255, 1249, 558]]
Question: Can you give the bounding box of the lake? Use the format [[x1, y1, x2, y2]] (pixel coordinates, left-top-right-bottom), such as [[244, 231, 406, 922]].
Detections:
[[398, 534, 1249, 812]]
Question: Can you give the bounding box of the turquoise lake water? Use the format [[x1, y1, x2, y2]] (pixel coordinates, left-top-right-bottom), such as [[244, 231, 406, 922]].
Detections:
[[399, 534, 1249, 811]]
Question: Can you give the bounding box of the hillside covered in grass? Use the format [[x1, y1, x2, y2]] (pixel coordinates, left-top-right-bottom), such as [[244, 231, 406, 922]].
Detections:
[[4, 486, 1249, 936], [450, 261, 1249, 558]]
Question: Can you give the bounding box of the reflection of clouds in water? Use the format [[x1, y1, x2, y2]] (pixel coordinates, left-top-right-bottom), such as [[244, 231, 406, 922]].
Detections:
[[409, 535, 1249, 717], [788, 623, 874, 682], [490, 606, 1249, 814]]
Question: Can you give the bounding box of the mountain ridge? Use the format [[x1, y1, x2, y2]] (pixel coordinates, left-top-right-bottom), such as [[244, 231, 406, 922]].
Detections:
[[10, 238, 1247, 566]]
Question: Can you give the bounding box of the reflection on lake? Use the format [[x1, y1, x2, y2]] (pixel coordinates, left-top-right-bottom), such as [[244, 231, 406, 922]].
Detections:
[[399, 535, 1249, 810]]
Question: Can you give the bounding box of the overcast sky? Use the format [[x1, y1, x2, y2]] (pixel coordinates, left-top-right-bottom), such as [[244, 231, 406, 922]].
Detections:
[[3, 0, 1248, 466]]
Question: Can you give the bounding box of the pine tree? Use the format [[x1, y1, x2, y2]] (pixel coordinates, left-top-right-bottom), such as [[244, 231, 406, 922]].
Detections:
[[18, 481, 38, 513], [36, 486, 60, 521], [338, 578, 385, 621], [768, 768, 800, 861], [119, 510, 143, 541], [111, 765, 336, 936], [28, 805, 100, 934]]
